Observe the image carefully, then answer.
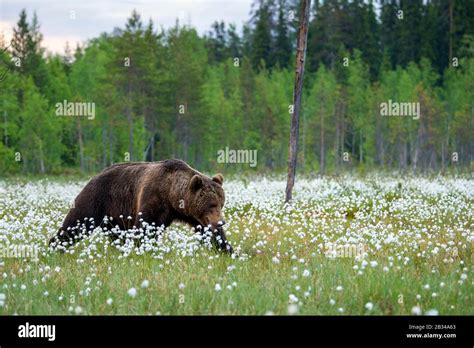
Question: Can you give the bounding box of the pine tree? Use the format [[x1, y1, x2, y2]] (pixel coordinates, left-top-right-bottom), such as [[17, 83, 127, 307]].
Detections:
[[274, 0, 292, 68]]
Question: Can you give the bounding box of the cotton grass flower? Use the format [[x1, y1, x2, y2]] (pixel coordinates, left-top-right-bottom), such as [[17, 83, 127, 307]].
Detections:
[[141, 280, 150, 288], [425, 309, 439, 316], [214, 283, 222, 292], [288, 294, 299, 304], [287, 304, 299, 315], [411, 306, 422, 315], [365, 302, 374, 311], [127, 287, 137, 297]]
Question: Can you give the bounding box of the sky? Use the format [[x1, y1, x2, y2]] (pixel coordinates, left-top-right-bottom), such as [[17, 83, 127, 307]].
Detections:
[[0, 0, 254, 54]]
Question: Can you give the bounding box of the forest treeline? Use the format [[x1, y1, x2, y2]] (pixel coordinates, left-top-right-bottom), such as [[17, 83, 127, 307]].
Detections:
[[0, 0, 472, 175]]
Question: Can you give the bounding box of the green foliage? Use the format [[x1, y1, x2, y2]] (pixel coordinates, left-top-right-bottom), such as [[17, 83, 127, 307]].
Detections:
[[0, 4, 472, 176]]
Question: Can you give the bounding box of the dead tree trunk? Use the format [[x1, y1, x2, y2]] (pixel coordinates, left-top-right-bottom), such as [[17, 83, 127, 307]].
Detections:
[[285, 0, 311, 203]]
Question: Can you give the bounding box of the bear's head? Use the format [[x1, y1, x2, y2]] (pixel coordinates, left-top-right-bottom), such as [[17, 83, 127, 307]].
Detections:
[[188, 173, 225, 229]]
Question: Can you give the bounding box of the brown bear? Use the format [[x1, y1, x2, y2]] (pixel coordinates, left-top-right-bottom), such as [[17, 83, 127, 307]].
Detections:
[[49, 159, 233, 253]]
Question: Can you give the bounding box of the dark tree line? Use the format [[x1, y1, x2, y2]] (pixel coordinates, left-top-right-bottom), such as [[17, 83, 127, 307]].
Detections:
[[0, 1, 473, 175]]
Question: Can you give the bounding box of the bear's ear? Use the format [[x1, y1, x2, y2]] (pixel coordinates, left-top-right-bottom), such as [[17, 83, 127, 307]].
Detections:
[[212, 174, 224, 186], [190, 174, 204, 191]]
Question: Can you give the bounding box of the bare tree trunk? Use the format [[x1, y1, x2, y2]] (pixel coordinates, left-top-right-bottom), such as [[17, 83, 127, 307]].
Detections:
[[335, 104, 340, 171], [320, 105, 325, 175], [39, 138, 45, 174], [285, 0, 311, 203]]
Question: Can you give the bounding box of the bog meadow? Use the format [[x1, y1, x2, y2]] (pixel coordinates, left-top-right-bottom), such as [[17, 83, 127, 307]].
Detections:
[[0, 0, 473, 315]]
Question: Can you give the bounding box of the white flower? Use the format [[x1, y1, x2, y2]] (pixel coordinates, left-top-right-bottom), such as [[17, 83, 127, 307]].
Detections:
[[460, 274, 467, 280], [370, 261, 378, 268], [127, 287, 137, 297], [338, 307, 344, 313], [0, 293, 5, 301], [336, 286, 343, 292], [302, 269, 310, 277], [423, 284, 430, 290], [440, 282, 445, 288], [432, 292, 437, 298], [179, 283, 185, 290], [74, 306, 83, 315], [141, 280, 150, 288], [106, 298, 113, 305], [365, 302, 374, 311], [287, 304, 299, 315], [20, 284, 26, 290], [425, 309, 439, 316], [411, 306, 422, 315], [272, 257, 280, 264], [288, 294, 299, 304], [43, 291, 49, 297], [329, 299, 336, 306], [214, 283, 222, 292]]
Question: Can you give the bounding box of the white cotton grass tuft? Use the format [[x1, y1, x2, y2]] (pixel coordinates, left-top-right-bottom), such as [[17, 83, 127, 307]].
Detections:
[[287, 304, 299, 315], [365, 302, 374, 311], [411, 306, 422, 315], [288, 294, 299, 304], [141, 280, 150, 288], [425, 309, 439, 316], [127, 287, 137, 297]]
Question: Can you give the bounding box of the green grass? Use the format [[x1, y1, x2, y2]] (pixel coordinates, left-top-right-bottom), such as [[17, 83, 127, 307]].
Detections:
[[0, 176, 472, 315]]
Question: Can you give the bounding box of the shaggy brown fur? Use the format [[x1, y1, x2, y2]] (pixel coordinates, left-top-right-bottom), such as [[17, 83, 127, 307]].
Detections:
[[49, 159, 232, 253]]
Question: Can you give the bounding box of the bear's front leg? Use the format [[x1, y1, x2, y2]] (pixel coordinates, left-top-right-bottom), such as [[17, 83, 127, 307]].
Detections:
[[138, 205, 173, 235], [196, 224, 233, 254], [214, 225, 233, 254]]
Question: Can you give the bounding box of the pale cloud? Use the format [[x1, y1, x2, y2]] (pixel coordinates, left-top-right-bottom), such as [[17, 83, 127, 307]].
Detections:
[[0, 0, 253, 54]]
